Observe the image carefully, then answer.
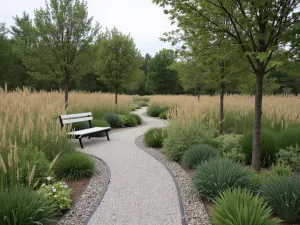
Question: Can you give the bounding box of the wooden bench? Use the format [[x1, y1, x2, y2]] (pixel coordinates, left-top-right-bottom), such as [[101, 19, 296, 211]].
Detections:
[[59, 112, 110, 149]]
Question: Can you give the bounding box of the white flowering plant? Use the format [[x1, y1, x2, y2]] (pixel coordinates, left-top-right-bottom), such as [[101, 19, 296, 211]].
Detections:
[[38, 180, 71, 211]]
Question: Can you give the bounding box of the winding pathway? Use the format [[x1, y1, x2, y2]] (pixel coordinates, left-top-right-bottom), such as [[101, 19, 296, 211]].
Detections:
[[79, 107, 183, 225]]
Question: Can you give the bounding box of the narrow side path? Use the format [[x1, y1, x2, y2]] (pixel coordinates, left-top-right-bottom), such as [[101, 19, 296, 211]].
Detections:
[[79, 108, 182, 225]]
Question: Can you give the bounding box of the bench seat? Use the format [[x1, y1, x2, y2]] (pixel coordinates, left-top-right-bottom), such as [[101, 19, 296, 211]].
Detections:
[[69, 127, 110, 136]]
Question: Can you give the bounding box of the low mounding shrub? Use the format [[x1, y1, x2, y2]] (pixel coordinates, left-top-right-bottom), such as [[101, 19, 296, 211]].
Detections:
[[147, 104, 163, 117], [53, 152, 95, 181], [134, 101, 148, 107], [103, 112, 123, 127], [212, 188, 281, 225], [163, 120, 214, 162], [39, 181, 71, 211], [19, 144, 51, 186], [144, 128, 166, 148], [133, 97, 150, 102], [260, 175, 300, 224], [131, 104, 137, 111], [276, 144, 300, 173], [223, 149, 246, 164], [192, 158, 252, 200], [159, 111, 168, 120], [119, 115, 138, 127], [181, 144, 219, 169], [270, 163, 292, 176], [215, 134, 243, 153], [0, 186, 57, 225], [132, 114, 142, 125]]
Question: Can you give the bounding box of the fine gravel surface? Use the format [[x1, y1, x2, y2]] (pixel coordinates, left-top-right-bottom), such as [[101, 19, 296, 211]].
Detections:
[[57, 156, 109, 225], [135, 136, 211, 225], [79, 108, 182, 225]]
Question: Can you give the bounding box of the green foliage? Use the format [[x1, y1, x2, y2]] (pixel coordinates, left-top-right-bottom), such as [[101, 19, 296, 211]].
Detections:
[[270, 163, 292, 176], [144, 128, 166, 148], [163, 120, 214, 162], [39, 181, 71, 211], [260, 175, 300, 224], [53, 152, 95, 181], [118, 114, 138, 127], [134, 100, 148, 107], [19, 144, 51, 187], [215, 134, 245, 163], [159, 110, 168, 119], [132, 114, 142, 125], [133, 97, 150, 102], [95, 27, 141, 104], [103, 112, 123, 127], [276, 144, 300, 173], [12, 0, 100, 107], [131, 104, 137, 111], [0, 186, 57, 225], [181, 144, 219, 169], [192, 158, 252, 200], [241, 129, 300, 167], [148, 49, 182, 94], [147, 104, 166, 117], [212, 188, 281, 225]]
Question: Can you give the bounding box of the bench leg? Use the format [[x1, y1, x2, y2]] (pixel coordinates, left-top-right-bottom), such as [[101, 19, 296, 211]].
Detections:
[[79, 138, 84, 149], [88, 135, 91, 139], [105, 131, 110, 141]]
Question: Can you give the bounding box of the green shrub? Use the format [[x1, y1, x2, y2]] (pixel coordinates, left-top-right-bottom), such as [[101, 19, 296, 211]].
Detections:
[[223, 149, 246, 164], [260, 175, 300, 224], [0, 186, 57, 225], [192, 158, 252, 200], [249, 169, 269, 190], [118, 115, 128, 127], [103, 112, 123, 127], [39, 181, 71, 211], [181, 144, 220, 169], [163, 120, 214, 162], [53, 152, 95, 181], [270, 163, 292, 176], [159, 111, 168, 119], [19, 144, 51, 187], [144, 128, 166, 148], [133, 97, 150, 102], [132, 114, 142, 125], [215, 134, 243, 153], [134, 101, 148, 107], [276, 144, 300, 173], [147, 104, 163, 117], [240, 129, 278, 167], [212, 188, 281, 225], [124, 115, 138, 127], [131, 104, 137, 111]]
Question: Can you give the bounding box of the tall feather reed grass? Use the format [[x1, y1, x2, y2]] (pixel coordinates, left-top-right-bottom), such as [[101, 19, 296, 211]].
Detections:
[[0, 89, 133, 187]]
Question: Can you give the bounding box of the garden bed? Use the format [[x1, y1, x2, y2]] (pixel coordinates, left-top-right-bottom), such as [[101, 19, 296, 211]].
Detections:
[[57, 156, 110, 225]]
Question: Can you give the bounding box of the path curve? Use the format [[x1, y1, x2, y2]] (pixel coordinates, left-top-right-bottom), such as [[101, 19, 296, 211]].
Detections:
[[79, 108, 182, 225]]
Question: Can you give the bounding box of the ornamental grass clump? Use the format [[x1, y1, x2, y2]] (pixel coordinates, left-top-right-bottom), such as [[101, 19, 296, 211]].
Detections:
[[212, 188, 281, 225], [144, 127, 166, 148], [53, 152, 95, 181], [0, 186, 57, 225], [260, 175, 300, 224], [192, 158, 252, 200], [181, 144, 219, 169]]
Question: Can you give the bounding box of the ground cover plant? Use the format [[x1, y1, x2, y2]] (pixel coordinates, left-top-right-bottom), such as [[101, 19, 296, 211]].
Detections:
[[144, 127, 166, 148]]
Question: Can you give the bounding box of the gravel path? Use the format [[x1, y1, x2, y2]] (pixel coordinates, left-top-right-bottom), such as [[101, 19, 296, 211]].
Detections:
[[80, 108, 182, 225]]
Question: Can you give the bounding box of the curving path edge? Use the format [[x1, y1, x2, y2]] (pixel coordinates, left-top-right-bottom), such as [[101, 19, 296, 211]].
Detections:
[[78, 107, 182, 225]]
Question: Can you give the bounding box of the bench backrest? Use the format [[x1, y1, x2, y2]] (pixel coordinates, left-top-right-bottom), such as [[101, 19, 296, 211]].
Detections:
[[59, 112, 93, 128]]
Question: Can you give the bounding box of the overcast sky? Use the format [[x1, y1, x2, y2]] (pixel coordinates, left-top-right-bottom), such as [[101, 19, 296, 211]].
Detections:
[[0, 0, 175, 56]]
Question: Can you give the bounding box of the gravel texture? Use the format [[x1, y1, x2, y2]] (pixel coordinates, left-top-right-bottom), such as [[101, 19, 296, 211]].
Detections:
[[57, 156, 109, 225], [78, 108, 182, 225], [135, 136, 211, 225]]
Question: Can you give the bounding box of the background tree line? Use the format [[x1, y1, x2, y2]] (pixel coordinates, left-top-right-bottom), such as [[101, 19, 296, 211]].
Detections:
[[1, 0, 299, 104]]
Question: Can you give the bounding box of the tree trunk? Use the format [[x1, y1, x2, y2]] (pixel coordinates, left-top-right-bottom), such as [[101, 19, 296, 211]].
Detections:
[[252, 73, 264, 171], [64, 81, 69, 110], [197, 93, 200, 101], [219, 85, 225, 135], [115, 87, 118, 105]]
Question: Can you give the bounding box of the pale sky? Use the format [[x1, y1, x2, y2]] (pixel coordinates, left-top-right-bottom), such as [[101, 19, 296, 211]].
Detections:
[[0, 0, 175, 56]]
